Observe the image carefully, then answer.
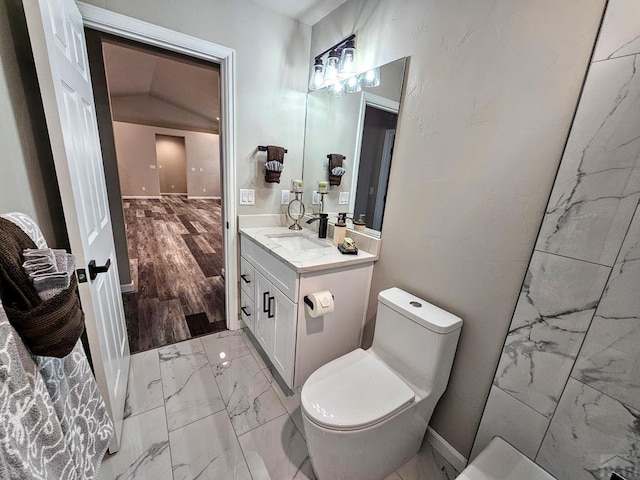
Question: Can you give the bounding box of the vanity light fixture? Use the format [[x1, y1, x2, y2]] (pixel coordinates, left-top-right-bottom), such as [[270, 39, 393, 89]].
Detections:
[[309, 58, 325, 91], [345, 75, 362, 94], [337, 39, 357, 78], [323, 49, 340, 85], [360, 68, 380, 88], [329, 81, 346, 97]]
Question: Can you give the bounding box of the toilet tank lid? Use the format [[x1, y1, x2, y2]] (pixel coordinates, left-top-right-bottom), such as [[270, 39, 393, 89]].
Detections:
[[378, 288, 463, 334]]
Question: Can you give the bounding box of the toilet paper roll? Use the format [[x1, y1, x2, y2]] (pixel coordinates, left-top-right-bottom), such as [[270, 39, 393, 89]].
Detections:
[[304, 290, 334, 318]]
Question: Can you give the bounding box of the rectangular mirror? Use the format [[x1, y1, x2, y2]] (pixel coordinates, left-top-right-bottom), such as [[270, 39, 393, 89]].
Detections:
[[301, 57, 407, 237]]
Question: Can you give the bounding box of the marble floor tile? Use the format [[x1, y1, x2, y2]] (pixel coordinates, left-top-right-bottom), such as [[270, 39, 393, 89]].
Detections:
[[535, 55, 640, 266], [124, 349, 163, 419], [593, 1, 640, 61], [264, 365, 306, 439], [100, 406, 172, 480], [493, 251, 610, 417], [213, 353, 286, 435], [158, 337, 203, 360], [384, 473, 403, 480], [169, 410, 252, 480], [536, 378, 640, 480], [238, 413, 315, 480], [201, 329, 251, 366], [242, 328, 272, 369], [160, 342, 225, 431], [395, 438, 459, 480], [471, 385, 550, 461], [573, 206, 640, 411]]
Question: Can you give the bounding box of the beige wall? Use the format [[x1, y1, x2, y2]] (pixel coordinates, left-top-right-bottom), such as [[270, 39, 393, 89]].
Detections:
[[83, 0, 311, 212], [113, 122, 221, 198], [0, 0, 67, 248], [311, 0, 606, 457], [156, 135, 188, 194]]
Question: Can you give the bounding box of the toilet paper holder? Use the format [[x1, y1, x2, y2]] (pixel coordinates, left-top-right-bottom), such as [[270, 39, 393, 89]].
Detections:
[[303, 294, 335, 309]]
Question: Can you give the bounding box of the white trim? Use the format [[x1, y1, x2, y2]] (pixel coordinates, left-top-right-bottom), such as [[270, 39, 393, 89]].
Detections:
[[350, 92, 400, 215], [372, 128, 395, 230], [79, 2, 239, 331], [121, 195, 162, 200], [187, 196, 221, 200], [160, 192, 187, 196], [426, 427, 468, 472], [120, 283, 135, 293]]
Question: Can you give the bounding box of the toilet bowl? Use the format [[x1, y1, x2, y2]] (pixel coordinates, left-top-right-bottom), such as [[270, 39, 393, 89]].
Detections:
[[301, 287, 463, 480]]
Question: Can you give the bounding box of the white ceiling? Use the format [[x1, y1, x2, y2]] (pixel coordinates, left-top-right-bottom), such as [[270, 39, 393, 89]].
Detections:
[[251, 0, 347, 25], [102, 42, 220, 133]]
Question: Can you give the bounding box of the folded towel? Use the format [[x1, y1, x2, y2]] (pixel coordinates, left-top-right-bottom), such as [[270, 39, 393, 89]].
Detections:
[[265, 145, 286, 183], [266, 145, 285, 162], [328, 153, 346, 186], [265, 160, 285, 171], [0, 217, 85, 358]]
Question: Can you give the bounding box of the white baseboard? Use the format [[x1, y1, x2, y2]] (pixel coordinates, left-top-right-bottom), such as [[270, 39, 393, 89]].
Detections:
[[187, 195, 221, 200], [121, 195, 161, 200], [120, 283, 135, 293], [426, 427, 468, 472]]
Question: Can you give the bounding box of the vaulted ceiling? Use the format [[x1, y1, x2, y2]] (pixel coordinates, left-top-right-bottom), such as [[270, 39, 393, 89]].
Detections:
[[102, 42, 220, 133]]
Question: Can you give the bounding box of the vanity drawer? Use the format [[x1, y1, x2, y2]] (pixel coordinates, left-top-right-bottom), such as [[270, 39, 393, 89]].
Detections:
[[240, 288, 255, 333], [241, 235, 298, 302], [240, 256, 255, 299]]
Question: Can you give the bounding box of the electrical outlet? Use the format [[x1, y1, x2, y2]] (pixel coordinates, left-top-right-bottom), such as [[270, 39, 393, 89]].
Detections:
[[158, 164, 163, 169], [339, 191, 349, 205], [141, 186, 146, 191], [281, 190, 290, 204], [203, 188, 207, 192], [171, 184, 174, 189], [240, 189, 255, 205], [149, 164, 156, 169], [200, 168, 204, 172], [312, 191, 321, 205]]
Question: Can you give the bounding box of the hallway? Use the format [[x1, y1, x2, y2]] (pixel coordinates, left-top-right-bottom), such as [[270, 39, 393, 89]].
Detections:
[[122, 197, 226, 352]]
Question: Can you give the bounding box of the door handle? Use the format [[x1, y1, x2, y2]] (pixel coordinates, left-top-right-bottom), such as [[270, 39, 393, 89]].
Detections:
[[88, 259, 111, 280], [241, 274, 251, 284], [263, 291, 270, 313], [268, 296, 275, 319], [241, 306, 251, 317]]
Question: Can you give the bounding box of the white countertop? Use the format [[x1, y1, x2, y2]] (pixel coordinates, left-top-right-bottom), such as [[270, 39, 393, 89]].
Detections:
[[239, 226, 378, 273]]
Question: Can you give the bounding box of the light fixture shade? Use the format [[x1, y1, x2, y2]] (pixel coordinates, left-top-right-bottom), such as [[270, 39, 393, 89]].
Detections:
[[309, 58, 325, 91], [360, 68, 380, 88], [328, 80, 346, 97], [345, 76, 361, 94], [323, 49, 340, 85], [338, 39, 356, 78]]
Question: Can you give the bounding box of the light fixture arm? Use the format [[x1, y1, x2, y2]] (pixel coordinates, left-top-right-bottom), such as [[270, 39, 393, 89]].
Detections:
[[313, 34, 356, 63]]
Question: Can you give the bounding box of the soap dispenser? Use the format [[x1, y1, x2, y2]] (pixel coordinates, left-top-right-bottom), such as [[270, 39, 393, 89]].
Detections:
[[333, 212, 348, 246]]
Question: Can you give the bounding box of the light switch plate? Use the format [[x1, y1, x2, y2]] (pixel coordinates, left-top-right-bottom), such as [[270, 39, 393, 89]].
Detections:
[[149, 164, 156, 169], [312, 191, 321, 205], [240, 189, 255, 205], [191, 167, 196, 172], [281, 190, 290, 204], [339, 191, 349, 205]]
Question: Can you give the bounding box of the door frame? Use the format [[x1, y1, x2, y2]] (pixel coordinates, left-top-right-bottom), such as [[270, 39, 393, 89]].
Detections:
[[78, 2, 240, 330]]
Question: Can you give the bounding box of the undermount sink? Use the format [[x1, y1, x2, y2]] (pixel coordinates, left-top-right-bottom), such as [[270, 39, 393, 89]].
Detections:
[[266, 232, 329, 251]]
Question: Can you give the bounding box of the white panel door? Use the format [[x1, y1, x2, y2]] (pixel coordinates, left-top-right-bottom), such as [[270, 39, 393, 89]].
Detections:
[[23, 0, 130, 451], [254, 271, 274, 352], [271, 286, 295, 386]]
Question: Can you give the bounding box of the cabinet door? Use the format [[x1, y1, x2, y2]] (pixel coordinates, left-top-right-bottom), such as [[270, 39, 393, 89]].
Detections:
[[270, 287, 296, 386], [240, 288, 255, 333], [254, 271, 274, 352]]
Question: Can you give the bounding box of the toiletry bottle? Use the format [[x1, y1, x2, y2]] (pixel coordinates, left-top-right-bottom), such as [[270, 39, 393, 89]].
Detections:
[[333, 213, 348, 246], [353, 214, 366, 232]]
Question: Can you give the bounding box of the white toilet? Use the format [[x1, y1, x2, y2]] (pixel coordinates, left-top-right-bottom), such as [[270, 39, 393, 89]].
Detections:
[[301, 287, 463, 480]]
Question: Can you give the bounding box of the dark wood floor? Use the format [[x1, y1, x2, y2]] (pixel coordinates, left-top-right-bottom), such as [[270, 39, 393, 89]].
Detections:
[[122, 197, 226, 353]]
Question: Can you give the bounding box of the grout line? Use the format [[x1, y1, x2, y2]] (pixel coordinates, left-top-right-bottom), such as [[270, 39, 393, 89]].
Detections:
[[533, 249, 612, 268]]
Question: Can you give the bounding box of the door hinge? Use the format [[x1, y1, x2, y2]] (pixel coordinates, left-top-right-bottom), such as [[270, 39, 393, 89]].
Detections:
[[76, 269, 88, 283]]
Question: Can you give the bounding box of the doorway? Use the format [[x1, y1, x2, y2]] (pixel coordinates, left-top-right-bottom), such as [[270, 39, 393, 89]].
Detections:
[[157, 135, 188, 195], [88, 32, 227, 352]]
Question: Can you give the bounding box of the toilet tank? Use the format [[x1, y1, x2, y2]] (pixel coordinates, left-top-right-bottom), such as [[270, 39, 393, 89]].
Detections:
[[370, 288, 462, 399]]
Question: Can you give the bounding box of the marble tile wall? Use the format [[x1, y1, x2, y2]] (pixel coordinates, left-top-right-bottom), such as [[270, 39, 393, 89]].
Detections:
[[473, 2, 640, 479]]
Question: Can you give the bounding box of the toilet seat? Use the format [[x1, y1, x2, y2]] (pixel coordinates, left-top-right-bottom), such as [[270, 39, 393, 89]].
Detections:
[[301, 348, 415, 431]]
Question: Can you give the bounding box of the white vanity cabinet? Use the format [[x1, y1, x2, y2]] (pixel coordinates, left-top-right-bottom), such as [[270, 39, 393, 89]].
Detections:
[[240, 233, 375, 389]]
